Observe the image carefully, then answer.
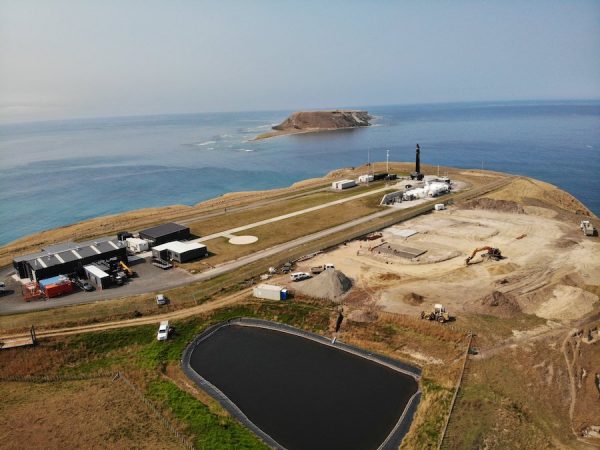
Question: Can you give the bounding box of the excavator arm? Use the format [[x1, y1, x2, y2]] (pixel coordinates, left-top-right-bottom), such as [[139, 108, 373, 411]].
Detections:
[[465, 246, 501, 265]]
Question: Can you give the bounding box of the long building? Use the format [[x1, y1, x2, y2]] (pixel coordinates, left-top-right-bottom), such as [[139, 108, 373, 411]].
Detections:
[[13, 238, 128, 281]]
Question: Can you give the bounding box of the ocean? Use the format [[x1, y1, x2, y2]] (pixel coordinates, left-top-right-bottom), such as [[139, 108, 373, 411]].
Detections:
[[0, 101, 598, 246]]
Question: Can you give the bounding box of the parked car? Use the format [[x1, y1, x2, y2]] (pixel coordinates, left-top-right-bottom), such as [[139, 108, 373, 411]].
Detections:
[[290, 272, 311, 282], [82, 282, 95, 292], [156, 294, 168, 305], [157, 321, 170, 341]]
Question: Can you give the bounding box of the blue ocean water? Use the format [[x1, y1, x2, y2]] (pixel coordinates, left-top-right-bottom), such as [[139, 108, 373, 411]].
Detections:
[[0, 101, 598, 246]]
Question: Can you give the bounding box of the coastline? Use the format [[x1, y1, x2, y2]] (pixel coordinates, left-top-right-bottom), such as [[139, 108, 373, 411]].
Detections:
[[251, 125, 369, 141]]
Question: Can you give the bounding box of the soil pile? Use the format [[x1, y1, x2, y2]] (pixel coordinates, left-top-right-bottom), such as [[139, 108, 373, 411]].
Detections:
[[347, 308, 379, 323], [403, 292, 425, 305], [294, 270, 352, 302], [460, 198, 525, 214], [473, 290, 521, 318]]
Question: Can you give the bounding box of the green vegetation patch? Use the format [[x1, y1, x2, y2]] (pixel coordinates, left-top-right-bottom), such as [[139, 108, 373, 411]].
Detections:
[[146, 379, 268, 449]]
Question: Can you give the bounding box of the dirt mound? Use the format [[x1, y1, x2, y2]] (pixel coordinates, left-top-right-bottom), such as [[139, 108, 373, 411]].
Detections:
[[294, 270, 353, 302], [403, 292, 425, 305], [460, 198, 524, 214], [377, 273, 403, 282], [472, 290, 522, 318]]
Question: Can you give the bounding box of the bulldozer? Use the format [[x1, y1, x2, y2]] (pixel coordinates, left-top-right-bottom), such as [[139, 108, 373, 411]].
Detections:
[[465, 246, 502, 265], [420, 304, 450, 323]]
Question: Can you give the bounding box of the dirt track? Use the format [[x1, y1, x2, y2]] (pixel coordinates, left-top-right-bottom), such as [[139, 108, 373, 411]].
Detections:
[[0, 289, 250, 343]]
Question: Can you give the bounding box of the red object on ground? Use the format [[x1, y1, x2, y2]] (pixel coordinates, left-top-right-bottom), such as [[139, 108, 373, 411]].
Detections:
[[44, 281, 73, 298], [22, 282, 43, 301]]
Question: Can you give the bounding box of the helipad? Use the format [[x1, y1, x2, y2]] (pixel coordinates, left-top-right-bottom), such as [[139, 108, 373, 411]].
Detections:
[[229, 235, 259, 245]]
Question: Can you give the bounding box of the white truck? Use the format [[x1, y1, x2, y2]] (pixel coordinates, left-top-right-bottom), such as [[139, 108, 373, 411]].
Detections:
[[580, 220, 596, 237]]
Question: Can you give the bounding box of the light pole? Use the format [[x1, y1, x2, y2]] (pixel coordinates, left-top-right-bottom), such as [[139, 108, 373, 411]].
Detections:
[[386, 149, 390, 173]]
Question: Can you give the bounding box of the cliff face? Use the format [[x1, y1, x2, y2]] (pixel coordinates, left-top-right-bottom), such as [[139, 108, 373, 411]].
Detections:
[[272, 110, 371, 131], [253, 110, 371, 140]]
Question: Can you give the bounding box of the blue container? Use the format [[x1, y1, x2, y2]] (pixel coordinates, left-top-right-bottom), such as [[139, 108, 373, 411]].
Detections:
[[38, 275, 67, 291], [280, 289, 288, 301]]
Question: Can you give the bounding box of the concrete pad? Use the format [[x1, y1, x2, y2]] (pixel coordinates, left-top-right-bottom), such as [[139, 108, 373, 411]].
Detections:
[[229, 235, 259, 245], [389, 228, 418, 238], [372, 243, 427, 259]]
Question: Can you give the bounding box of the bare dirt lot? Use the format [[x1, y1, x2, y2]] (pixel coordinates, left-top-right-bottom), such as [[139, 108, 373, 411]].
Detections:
[[297, 203, 600, 329], [0, 379, 180, 450]]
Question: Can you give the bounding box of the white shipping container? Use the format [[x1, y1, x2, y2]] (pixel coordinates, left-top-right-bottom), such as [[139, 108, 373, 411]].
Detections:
[[126, 237, 149, 253], [434, 203, 445, 210], [253, 284, 284, 300], [358, 174, 374, 183]]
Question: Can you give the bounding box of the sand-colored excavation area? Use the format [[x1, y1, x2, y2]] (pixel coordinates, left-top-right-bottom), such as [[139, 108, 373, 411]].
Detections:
[[297, 204, 600, 322]]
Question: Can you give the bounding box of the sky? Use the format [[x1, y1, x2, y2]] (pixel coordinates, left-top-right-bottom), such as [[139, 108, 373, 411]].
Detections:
[[1, 0, 599, 123]]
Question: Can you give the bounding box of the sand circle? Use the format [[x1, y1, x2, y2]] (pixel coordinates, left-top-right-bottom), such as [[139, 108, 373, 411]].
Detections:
[[229, 235, 258, 245]]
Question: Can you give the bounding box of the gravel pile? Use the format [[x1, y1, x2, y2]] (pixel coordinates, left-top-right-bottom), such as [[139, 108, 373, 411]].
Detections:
[[294, 270, 352, 302]]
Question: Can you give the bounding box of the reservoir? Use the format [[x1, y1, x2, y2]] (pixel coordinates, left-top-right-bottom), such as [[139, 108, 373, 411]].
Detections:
[[183, 319, 420, 450]]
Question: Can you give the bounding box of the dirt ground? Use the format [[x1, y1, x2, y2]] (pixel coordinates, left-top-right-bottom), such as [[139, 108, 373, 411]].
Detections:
[[0, 379, 181, 449], [297, 202, 600, 329]]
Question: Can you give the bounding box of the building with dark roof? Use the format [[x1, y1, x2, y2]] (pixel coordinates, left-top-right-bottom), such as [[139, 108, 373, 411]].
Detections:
[[138, 222, 190, 246], [13, 238, 128, 281]]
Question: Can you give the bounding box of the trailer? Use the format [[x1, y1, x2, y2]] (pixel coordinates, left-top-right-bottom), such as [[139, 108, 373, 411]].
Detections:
[[253, 284, 288, 301], [331, 179, 357, 190]]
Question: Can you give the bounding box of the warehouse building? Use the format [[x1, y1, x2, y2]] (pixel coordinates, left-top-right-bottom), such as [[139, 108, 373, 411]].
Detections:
[[138, 222, 190, 247], [151, 241, 207, 263], [13, 238, 128, 281]]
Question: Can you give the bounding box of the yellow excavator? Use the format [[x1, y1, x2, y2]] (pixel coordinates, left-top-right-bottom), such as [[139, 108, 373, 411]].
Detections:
[[465, 246, 502, 265], [119, 261, 135, 277]]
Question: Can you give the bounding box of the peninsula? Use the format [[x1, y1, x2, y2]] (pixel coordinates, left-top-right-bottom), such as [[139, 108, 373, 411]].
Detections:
[[252, 110, 372, 140]]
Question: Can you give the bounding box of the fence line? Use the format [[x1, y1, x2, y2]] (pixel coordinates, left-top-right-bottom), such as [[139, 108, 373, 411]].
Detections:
[[437, 332, 473, 450], [115, 372, 196, 450]]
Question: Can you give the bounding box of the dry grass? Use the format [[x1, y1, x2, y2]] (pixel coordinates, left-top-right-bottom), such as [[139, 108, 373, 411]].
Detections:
[[184, 193, 386, 269], [0, 379, 181, 449], [188, 182, 388, 237]]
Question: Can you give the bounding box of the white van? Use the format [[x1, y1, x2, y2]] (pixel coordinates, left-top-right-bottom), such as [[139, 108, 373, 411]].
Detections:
[[157, 321, 170, 341], [324, 263, 335, 270], [290, 272, 311, 282]]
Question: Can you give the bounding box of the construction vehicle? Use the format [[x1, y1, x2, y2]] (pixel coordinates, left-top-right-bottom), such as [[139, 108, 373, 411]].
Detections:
[[420, 304, 450, 323], [465, 246, 502, 265], [119, 261, 135, 277], [580, 220, 596, 237]]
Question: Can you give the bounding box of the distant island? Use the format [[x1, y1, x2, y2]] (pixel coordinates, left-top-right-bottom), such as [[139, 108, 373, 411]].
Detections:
[[252, 110, 372, 140]]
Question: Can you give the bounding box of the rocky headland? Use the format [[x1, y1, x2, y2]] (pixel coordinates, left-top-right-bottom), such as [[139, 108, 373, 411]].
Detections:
[[253, 110, 371, 140]]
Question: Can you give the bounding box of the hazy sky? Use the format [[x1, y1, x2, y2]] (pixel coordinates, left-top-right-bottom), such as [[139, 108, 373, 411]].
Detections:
[[1, 0, 599, 123]]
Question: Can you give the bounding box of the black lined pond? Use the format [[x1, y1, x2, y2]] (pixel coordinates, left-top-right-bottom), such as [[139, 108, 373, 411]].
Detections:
[[183, 320, 420, 450]]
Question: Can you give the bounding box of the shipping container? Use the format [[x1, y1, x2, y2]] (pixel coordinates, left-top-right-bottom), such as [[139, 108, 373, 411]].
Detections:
[[45, 281, 73, 298], [253, 284, 285, 301]]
